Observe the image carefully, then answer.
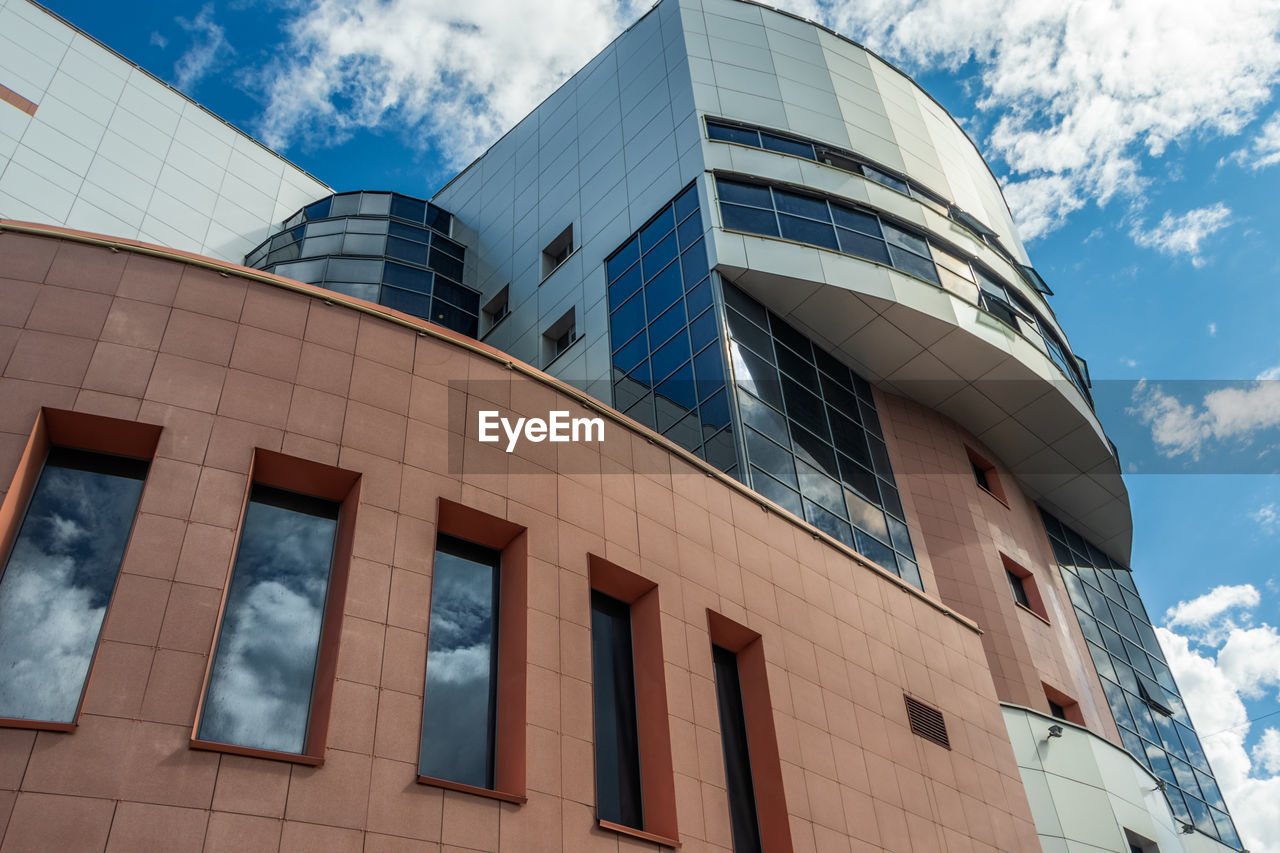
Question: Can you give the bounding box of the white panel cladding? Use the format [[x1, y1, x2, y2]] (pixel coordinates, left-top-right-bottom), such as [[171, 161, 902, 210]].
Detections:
[[0, 0, 330, 262], [685, 0, 1028, 260], [431, 0, 696, 393], [1002, 706, 1237, 853]]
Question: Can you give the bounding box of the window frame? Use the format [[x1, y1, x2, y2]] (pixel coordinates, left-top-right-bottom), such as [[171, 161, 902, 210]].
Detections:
[[190, 449, 360, 766], [587, 554, 678, 846], [415, 499, 528, 803], [0, 408, 161, 733], [1042, 682, 1086, 726], [706, 610, 794, 853], [1003, 554, 1050, 623], [965, 446, 1008, 505], [541, 224, 575, 280]]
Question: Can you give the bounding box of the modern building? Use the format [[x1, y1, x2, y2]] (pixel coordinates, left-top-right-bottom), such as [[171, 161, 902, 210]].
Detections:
[[0, 0, 1246, 850]]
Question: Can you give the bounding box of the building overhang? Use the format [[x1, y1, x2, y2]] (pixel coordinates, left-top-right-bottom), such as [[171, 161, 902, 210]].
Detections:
[[713, 230, 1133, 563]]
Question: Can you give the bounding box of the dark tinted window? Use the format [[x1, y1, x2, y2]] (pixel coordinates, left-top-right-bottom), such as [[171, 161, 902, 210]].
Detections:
[[713, 646, 763, 853], [591, 591, 643, 828]]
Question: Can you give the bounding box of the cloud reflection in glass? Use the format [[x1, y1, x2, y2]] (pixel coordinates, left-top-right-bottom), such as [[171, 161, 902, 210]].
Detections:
[[0, 448, 147, 723], [418, 535, 500, 789], [198, 486, 338, 754]]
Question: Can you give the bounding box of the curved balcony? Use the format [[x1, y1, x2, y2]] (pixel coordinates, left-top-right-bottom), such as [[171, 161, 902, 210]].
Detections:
[[706, 197, 1131, 561]]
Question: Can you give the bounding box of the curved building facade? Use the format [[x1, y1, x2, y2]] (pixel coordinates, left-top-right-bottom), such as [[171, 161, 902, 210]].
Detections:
[[0, 0, 1245, 850]]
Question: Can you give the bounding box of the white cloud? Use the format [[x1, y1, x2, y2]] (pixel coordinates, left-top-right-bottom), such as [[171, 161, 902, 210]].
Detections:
[[1209, 322, 1218, 337], [1165, 584, 1260, 638], [1253, 504, 1280, 534], [257, 0, 647, 165], [812, 0, 1280, 240], [256, 0, 1280, 237], [1159, 622, 1280, 851], [174, 3, 233, 91], [1130, 203, 1232, 266], [1128, 376, 1280, 460], [1232, 112, 1280, 170], [1254, 728, 1280, 776], [1218, 625, 1280, 700]]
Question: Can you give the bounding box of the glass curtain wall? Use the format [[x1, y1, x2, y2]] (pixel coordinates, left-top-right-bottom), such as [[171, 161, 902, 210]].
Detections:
[[1040, 508, 1241, 848], [606, 184, 735, 473]]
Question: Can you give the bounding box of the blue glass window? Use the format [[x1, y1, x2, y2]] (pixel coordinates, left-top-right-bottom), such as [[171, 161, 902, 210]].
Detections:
[[605, 184, 729, 470], [1041, 508, 1240, 846]]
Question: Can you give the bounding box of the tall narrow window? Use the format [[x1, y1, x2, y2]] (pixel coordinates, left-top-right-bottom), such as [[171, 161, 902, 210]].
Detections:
[[0, 448, 148, 725], [591, 590, 644, 829], [197, 485, 340, 755], [419, 535, 501, 789], [713, 645, 763, 853], [417, 499, 528, 802], [706, 610, 792, 853]]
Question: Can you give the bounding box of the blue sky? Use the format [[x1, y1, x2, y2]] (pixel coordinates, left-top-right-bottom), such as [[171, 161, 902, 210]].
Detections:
[[40, 0, 1280, 845]]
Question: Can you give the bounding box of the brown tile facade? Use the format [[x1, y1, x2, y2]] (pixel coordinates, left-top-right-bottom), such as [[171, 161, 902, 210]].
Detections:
[[878, 393, 1121, 745], [0, 227, 1042, 852]]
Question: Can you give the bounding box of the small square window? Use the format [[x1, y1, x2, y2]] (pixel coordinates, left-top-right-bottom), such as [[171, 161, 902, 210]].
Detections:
[[482, 285, 510, 335], [1007, 569, 1031, 609], [541, 224, 574, 279], [1003, 554, 1048, 621], [1043, 683, 1084, 726], [965, 446, 1006, 503], [542, 307, 578, 366]]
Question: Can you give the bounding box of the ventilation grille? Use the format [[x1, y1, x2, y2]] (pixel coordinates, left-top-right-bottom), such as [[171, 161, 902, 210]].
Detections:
[[904, 696, 950, 749]]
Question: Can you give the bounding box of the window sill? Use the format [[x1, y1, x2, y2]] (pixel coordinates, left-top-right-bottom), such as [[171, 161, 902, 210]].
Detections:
[[976, 483, 1010, 509], [539, 246, 580, 284], [0, 717, 75, 733], [189, 738, 323, 766], [543, 334, 582, 370], [417, 775, 527, 804], [1015, 601, 1051, 626], [480, 311, 510, 341], [597, 819, 680, 848]]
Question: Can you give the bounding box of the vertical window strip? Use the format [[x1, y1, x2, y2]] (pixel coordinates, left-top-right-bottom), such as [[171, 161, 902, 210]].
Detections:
[[605, 183, 735, 475], [419, 535, 502, 789], [197, 485, 340, 756], [0, 447, 148, 725], [1040, 507, 1242, 848], [590, 590, 645, 829], [722, 282, 921, 588], [712, 645, 763, 853]]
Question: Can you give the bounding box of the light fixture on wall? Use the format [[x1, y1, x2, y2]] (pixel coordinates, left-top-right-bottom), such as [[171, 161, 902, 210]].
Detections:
[[1149, 779, 1166, 792], [1180, 822, 1196, 835], [1047, 725, 1063, 738]]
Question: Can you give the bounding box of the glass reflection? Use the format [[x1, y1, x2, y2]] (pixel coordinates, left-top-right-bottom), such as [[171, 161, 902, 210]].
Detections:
[[0, 449, 147, 722], [198, 486, 338, 754], [1042, 506, 1242, 846], [419, 536, 500, 789]]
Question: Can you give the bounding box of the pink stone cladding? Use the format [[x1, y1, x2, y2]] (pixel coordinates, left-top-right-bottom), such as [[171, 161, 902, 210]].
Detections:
[[0, 228, 1051, 852]]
